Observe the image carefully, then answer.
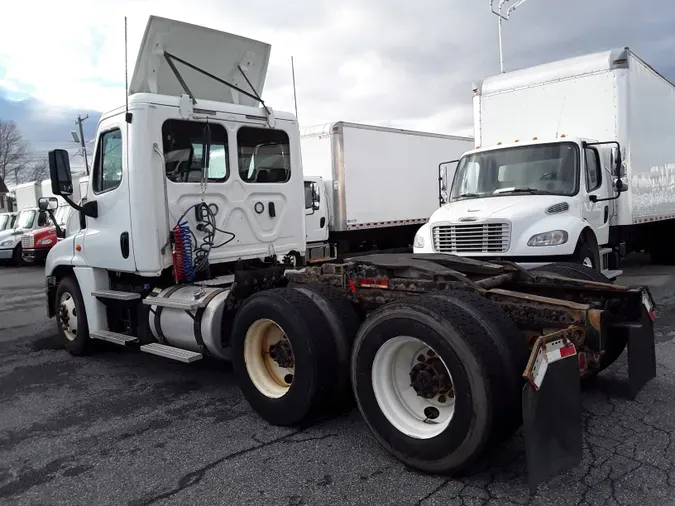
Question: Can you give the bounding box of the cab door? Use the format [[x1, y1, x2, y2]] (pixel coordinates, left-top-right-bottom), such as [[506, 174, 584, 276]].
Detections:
[[304, 176, 328, 244], [581, 146, 611, 245], [81, 116, 136, 272]]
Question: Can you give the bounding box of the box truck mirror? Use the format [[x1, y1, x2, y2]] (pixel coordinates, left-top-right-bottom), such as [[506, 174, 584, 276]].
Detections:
[[615, 179, 628, 193], [48, 149, 74, 197], [612, 146, 623, 177], [38, 197, 59, 211]]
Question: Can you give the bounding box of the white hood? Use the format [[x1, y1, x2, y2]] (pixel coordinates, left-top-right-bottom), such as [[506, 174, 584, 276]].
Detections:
[[129, 16, 271, 106], [431, 195, 576, 224]]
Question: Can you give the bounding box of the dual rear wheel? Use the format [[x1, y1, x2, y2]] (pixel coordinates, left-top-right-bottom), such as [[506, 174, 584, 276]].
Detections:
[[231, 286, 527, 475]]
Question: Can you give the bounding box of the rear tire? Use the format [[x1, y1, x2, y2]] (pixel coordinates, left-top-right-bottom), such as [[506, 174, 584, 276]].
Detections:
[[289, 283, 360, 411], [351, 295, 510, 475], [55, 276, 91, 355], [231, 287, 345, 426], [430, 290, 528, 443]]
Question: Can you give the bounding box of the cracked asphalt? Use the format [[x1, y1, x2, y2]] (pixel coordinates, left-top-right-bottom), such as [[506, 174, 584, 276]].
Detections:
[[1, 254, 675, 505]]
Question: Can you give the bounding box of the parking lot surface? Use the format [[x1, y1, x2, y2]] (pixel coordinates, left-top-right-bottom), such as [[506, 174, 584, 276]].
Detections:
[[1, 258, 675, 505]]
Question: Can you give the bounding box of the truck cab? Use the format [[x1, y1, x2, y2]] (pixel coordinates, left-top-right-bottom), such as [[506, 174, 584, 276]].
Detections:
[[0, 207, 51, 265], [21, 205, 72, 264], [0, 212, 17, 231], [414, 136, 625, 276]]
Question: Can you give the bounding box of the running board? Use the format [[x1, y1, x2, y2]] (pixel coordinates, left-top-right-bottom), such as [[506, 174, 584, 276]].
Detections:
[[140, 343, 203, 363], [90, 330, 139, 345], [92, 290, 141, 301]]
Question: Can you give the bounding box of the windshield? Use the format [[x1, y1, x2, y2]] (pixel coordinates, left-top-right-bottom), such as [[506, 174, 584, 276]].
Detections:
[[16, 210, 36, 229], [451, 142, 579, 201], [0, 215, 8, 230]]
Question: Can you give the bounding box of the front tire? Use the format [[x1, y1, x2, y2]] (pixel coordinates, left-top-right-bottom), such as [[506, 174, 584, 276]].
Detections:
[[55, 276, 91, 355], [12, 245, 24, 266], [573, 242, 600, 271], [351, 295, 511, 475]]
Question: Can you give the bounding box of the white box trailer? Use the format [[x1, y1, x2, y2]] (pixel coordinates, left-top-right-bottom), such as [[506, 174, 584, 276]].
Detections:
[[14, 181, 42, 209], [416, 47, 675, 272], [300, 122, 473, 261]]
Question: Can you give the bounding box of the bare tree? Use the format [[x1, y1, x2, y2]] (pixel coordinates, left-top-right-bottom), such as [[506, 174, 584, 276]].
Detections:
[[0, 120, 28, 185], [24, 159, 49, 183]]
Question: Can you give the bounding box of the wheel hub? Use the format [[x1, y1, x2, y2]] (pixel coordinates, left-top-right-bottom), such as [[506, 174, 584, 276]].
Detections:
[[410, 356, 453, 399], [268, 339, 294, 369]]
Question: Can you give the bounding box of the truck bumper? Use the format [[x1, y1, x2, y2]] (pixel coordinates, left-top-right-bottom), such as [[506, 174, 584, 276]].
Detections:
[[0, 248, 13, 261], [22, 248, 49, 264]]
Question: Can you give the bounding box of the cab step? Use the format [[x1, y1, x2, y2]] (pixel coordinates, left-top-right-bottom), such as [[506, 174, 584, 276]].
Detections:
[[140, 343, 203, 363], [602, 269, 623, 281], [90, 330, 139, 345], [599, 247, 613, 256], [92, 290, 141, 301]]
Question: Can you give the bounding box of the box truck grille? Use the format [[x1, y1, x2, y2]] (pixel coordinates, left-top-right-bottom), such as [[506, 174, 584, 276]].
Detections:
[[432, 222, 510, 253], [22, 235, 34, 249]]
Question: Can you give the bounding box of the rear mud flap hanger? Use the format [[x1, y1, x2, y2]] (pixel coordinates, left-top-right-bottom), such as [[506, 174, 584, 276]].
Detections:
[[165, 50, 276, 128]]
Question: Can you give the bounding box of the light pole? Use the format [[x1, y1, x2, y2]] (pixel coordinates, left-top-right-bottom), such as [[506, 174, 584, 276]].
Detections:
[[490, 0, 534, 74], [72, 114, 90, 175]]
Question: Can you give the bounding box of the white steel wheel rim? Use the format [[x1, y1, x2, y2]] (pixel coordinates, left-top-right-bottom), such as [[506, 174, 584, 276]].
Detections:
[[243, 319, 295, 399], [59, 292, 78, 341], [372, 336, 455, 439], [582, 256, 594, 268]]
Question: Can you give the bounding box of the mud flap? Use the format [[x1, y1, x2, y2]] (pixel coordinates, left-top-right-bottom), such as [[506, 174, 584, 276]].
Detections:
[[627, 289, 657, 399], [521, 333, 582, 493]]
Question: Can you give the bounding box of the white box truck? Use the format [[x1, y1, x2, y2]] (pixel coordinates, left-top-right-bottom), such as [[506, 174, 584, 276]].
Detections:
[[414, 47, 675, 276], [301, 122, 473, 262], [14, 181, 42, 209], [41, 16, 657, 491]]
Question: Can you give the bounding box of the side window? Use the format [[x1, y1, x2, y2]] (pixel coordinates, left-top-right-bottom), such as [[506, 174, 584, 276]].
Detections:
[[237, 127, 291, 183], [93, 129, 123, 193], [162, 119, 229, 183], [304, 181, 319, 209], [585, 148, 601, 192]]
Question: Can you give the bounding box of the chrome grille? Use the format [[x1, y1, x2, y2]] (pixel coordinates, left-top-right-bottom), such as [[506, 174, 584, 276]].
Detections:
[[433, 222, 510, 253], [22, 235, 34, 249]]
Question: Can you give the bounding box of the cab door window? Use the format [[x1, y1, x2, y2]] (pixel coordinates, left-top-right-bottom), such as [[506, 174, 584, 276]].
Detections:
[[93, 129, 123, 194], [237, 127, 290, 183], [585, 147, 602, 192]]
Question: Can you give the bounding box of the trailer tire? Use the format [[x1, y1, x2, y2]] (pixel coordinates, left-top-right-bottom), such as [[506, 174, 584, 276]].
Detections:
[[290, 283, 360, 411], [351, 295, 508, 475], [532, 263, 627, 374], [55, 276, 91, 355], [231, 287, 343, 426], [430, 290, 528, 443]]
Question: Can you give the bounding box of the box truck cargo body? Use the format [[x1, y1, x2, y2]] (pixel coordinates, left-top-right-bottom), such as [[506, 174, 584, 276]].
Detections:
[[301, 122, 473, 261], [415, 47, 675, 272]]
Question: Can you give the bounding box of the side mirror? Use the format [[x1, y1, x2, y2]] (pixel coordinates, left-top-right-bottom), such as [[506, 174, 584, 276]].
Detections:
[[611, 146, 623, 177], [48, 149, 74, 196], [38, 197, 59, 211], [615, 179, 628, 193], [311, 184, 320, 211]]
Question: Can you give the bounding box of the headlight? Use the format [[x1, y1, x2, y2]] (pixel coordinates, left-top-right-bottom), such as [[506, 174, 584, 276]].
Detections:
[[527, 230, 568, 247], [38, 239, 54, 246], [0, 239, 13, 247], [413, 233, 425, 249]]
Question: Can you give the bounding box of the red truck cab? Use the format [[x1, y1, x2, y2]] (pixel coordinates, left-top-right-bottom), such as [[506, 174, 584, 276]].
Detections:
[[21, 206, 70, 264]]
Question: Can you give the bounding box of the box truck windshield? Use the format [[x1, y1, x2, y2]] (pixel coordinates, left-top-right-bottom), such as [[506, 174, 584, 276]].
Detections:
[[451, 142, 579, 200]]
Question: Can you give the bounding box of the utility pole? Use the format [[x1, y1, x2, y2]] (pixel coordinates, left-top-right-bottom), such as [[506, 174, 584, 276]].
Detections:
[[75, 114, 90, 174], [490, 0, 535, 73]]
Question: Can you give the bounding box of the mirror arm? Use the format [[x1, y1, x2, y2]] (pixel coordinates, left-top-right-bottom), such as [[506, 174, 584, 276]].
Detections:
[[46, 210, 65, 239], [62, 195, 98, 219]]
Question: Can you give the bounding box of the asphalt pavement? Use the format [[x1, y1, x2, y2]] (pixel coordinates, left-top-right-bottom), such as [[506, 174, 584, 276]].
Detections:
[[1, 258, 675, 506]]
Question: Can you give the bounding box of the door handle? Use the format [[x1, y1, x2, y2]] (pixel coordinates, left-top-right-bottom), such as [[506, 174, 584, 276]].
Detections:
[[603, 206, 609, 224], [120, 232, 130, 259], [268, 202, 276, 218]]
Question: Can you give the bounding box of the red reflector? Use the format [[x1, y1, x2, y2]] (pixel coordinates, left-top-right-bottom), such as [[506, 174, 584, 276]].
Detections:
[[560, 344, 576, 358], [348, 279, 356, 293], [358, 278, 389, 289], [649, 310, 656, 321], [578, 352, 586, 371]]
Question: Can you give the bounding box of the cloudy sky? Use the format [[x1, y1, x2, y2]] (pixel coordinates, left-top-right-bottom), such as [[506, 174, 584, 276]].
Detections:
[[1, 0, 673, 161]]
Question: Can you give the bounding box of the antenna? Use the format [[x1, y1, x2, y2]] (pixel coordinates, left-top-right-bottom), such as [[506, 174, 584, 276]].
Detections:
[[291, 56, 299, 121], [124, 16, 131, 123], [489, 0, 535, 73]]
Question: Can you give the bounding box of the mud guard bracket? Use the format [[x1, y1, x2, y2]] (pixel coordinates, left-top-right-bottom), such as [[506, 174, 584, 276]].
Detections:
[[521, 333, 583, 493]]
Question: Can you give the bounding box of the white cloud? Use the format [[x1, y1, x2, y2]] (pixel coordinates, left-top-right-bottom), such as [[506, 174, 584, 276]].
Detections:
[[1, 0, 674, 138]]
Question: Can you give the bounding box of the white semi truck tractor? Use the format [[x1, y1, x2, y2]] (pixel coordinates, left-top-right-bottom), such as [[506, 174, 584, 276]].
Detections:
[[414, 48, 675, 276], [42, 17, 657, 492]]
